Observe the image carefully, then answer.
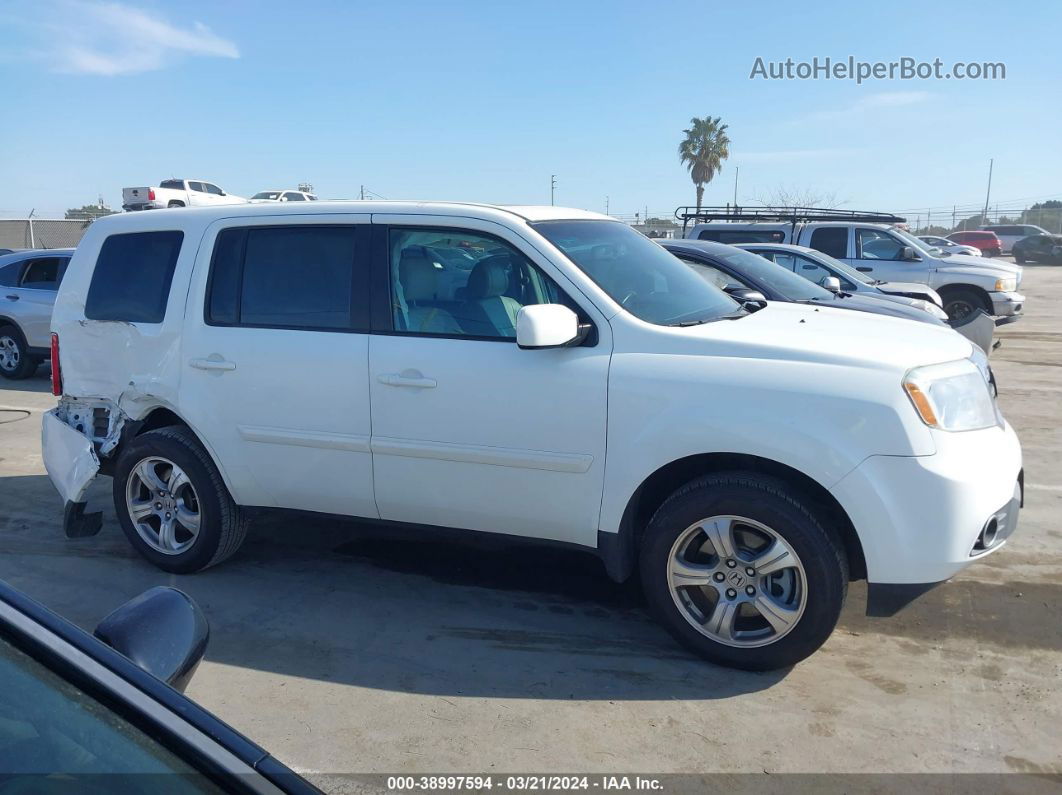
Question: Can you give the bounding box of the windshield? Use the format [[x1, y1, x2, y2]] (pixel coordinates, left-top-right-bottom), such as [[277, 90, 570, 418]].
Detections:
[[893, 227, 939, 255], [533, 221, 740, 325], [252, 191, 281, 200], [702, 247, 834, 301]]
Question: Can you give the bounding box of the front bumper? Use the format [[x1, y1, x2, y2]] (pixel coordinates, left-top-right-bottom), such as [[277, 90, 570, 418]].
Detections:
[[990, 290, 1024, 321], [830, 420, 1022, 608]]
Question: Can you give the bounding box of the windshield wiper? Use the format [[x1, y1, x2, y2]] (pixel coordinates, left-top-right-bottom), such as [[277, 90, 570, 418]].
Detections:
[[668, 309, 748, 326]]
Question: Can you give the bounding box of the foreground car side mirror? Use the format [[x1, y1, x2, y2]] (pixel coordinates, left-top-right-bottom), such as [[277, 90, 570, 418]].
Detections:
[[901, 246, 920, 261], [820, 276, 841, 292], [517, 304, 586, 349], [94, 587, 209, 692]]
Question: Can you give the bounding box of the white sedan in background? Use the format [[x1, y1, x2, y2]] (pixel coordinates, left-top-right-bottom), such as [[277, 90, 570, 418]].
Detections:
[[919, 235, 981, 256], [249, 189, 318, 203]]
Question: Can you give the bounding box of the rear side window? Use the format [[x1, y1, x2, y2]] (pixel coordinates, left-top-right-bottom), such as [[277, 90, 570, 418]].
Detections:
[[697, 229, 784, 243], [207, 225, 365, 331], [0, 261, 22, 287], [808, 227, 848, 258], [85, 232, 184, 323]]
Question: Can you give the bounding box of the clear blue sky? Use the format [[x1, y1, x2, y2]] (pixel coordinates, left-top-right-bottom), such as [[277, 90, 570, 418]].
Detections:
[[2, 0, 1059, 222]]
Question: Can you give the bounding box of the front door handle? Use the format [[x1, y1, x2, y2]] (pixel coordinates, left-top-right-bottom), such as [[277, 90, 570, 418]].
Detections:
[[189, 357, 236, 371], [4, 295, 18, 301], [856, 267, 873, 272], [377, 371, 437, 389]]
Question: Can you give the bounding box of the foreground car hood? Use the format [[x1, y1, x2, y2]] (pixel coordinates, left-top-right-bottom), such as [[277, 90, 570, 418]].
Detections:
[[675, 301, 972, 371], [875, 280, 942, 299]]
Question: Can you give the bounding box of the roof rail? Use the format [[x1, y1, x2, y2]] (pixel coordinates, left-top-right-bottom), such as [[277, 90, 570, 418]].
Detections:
[[674, 205, 906, 233]]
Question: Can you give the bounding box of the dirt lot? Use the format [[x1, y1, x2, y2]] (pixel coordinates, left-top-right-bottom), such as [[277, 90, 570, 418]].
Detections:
[[1, 262, 1059, 787]]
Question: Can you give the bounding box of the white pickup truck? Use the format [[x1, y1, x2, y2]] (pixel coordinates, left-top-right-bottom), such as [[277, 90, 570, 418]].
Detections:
[[683, 208, 1025, 324], [122, 179, 247, 212]]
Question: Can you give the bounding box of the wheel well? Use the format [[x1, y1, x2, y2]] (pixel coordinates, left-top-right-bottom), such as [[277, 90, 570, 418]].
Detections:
[[612, 453, 866, 582], [938, 283, 992, 312], [134, 407, 187, 436], [167, 200, 185, 207]]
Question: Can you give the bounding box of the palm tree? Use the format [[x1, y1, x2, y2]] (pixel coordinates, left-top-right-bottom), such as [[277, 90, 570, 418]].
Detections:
[[678, 117, 731, 213]]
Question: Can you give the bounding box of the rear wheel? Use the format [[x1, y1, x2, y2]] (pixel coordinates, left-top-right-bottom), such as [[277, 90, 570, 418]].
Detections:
[[640, 472, 847, 670], [941, 287, 991, 322], [113, 426, 248, 573], [987, 247, 1002, 258], [1013, 252, 1025, 264], [0, 325, 39, 380], [167, 200, 185, 208]]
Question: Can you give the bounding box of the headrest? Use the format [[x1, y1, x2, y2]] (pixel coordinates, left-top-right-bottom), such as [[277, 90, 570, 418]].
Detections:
[[399, 252, 437, 301], [467, 255, 511, 299]]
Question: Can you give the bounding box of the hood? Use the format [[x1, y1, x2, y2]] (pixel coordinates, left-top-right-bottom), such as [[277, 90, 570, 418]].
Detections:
[[803, 293, 943, 325], [935, 253, 1022, 277], [672, 301, 972, 372]]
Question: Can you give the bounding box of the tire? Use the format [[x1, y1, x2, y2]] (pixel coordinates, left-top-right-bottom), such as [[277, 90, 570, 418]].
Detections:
[[113, 426, 248, 573], [640, 472, 848, 671], [941, 287, 991, 322], [988, 248, 1002, 258], [0, 325, 39, 380], [167, 201, 185, 208], [1013, 253, 1024, 264]]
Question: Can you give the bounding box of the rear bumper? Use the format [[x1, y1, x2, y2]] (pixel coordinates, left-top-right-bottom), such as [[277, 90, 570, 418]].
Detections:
[[42, 409, 99, 504]]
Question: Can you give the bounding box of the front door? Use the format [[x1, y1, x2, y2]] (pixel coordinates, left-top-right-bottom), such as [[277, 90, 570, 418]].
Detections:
[[367, 218, 610, 546], [180, 216, 377, 517]]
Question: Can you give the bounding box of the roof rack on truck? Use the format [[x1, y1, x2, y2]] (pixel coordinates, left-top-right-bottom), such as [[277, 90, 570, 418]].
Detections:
[[674, 206, 907, 235]]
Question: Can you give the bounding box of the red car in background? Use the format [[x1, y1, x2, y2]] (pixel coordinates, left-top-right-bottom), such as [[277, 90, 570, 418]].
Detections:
[[947, 230, 1003, 258]]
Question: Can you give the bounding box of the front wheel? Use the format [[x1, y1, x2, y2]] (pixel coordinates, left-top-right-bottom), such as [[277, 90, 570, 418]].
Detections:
[[1013, 253, 1025, 264], [113, 426, 248, 573], [640, 472, 847, 671], [941, 287, 991, 322]]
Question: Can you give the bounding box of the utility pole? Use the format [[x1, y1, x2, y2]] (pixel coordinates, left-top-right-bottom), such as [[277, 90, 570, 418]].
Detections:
[[733, 166, 739, 208], [605, 195, 610, 215], [550, 175, 556, 206], [981, 158, 993, 225], [360, 185, 365, 200]]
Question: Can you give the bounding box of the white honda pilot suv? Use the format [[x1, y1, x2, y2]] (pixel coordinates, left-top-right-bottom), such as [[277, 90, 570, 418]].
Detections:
[[43, 202, 1022, 670]]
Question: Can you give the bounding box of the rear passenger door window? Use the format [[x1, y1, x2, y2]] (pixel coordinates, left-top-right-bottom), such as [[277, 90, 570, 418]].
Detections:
[[85, 232, 184, 323], [808, 227, 848, 258], [207, 225, 367, 331], [386, 228, 564, 340]]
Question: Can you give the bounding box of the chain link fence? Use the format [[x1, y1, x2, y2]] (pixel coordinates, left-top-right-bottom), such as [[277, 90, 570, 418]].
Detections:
[[0, 218, 98, 250]]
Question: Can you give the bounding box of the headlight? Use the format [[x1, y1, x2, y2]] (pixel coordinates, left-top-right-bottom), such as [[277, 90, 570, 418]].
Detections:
[[994, 277, 1017, 292], [915, 299, 950, 320], [903, 359, 999, 431]]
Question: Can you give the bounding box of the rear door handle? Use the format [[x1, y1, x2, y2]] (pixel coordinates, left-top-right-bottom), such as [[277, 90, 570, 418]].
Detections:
[[856, 267, 873, 272], [377, 371, 437, 389], [4, 295, 18, 301], [189, 357, 236, 371]]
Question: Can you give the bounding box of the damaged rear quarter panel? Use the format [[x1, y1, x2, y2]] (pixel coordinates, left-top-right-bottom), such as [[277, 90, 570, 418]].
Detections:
[[50, 213, 203, 421]]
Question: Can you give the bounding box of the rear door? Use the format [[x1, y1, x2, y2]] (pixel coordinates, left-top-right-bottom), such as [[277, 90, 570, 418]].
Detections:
[[179, 215, 377, 517], [7, 255, 67, 347]]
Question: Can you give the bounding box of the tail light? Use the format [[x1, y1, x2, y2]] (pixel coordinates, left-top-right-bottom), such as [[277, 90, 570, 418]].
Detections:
[[50, 333, 62, 396], [148, 188, 156, 201]]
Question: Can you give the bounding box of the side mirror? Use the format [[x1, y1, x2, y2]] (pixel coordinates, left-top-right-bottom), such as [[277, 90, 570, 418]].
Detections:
[[820, 276, 841, 292], [901, 246, 920, 261], [516, 304, 584, 349], [724, 286, 768, 305], [94, 587, 209, 693]]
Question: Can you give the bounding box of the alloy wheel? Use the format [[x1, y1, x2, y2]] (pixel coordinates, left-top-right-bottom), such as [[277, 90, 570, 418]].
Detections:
[[0, 336, 20, 372], [125, 456, 202, 555], [667, 515, 807, 648]]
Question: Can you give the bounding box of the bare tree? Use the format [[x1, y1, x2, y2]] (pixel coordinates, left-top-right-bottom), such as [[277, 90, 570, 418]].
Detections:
[[752, 186, 846, 210]]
